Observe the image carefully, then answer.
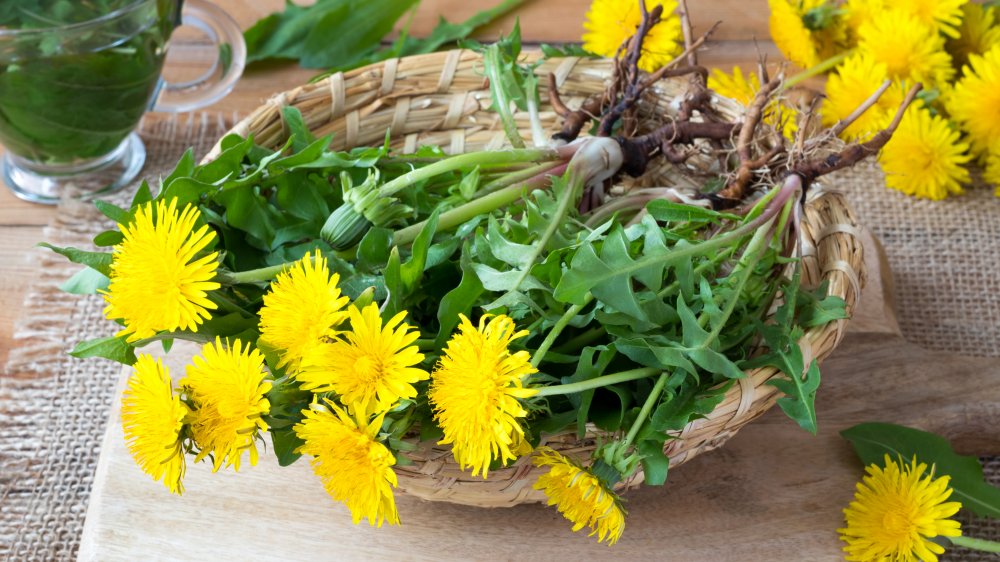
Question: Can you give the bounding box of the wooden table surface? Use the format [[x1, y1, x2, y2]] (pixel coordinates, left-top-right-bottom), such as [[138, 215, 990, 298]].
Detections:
[[0, 0, 781, 366]]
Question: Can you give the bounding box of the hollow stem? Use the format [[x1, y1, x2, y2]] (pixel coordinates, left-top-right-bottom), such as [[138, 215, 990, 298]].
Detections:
[[227, 262, 293, 284], [132, 331, 212, 347], [784, 50, 852, 88], [552, 326, 607, 354], [376, 148, 558, 198], [697, 213, 779, 343], [621, 372, 670, 450], [534, 367, 661, 397], [392, 164, 565, 246], [509, 170, 584, 292], [950, 536, 1000, 553], [531, 294, 595, 367], [473, 161, 564, 198]]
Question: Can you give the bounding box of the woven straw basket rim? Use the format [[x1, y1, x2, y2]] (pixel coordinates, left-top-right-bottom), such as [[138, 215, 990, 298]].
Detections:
[[206, 50, 865, 508]]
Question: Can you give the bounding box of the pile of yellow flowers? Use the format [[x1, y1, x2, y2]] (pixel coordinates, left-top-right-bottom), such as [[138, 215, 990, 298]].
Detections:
[[578, 0, 998, 200], [713, 0, 1000, 201], [656, 0, 1000, 199], [117, 199, 626, 542]]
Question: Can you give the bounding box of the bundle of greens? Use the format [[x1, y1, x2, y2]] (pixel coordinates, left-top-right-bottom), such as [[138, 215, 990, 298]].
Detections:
[[46, 5, 916, 545]]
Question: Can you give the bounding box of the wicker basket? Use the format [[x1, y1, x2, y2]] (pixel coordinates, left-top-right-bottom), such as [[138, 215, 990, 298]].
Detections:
[[205, 50, 865, 508]]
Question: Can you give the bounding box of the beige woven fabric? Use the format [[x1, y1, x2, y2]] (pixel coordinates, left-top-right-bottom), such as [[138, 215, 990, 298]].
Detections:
[[0, 115, 997, 560], [0, 113, 235, 561], [838, 163, 1000, 358]]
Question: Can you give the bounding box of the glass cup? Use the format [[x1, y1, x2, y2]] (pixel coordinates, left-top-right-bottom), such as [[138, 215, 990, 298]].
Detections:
[[0, 0, 246, 204]]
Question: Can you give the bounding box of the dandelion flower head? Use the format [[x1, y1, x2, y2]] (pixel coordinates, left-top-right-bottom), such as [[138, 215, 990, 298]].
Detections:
[[258, 250, 350, 372], [533, 447, 626, 546], [295, 400, 399, 527], [181, 338, 271, 472], [429, 314, 538, 478], [708, 66, 798, 139], [947, 3, 1000, 69], [582, 0, 682, 73], [121, 354, 188, 494], [897, 0, 967, 39], [843, 0, 883, 41], [103, 198, 220, 342], [985, 144, 1000, 196], [768, 0, 845, 68], [839, 455, 962, 562], [949, 46, 1000, 156], [879, 106, 971, 200], [821, 54, 905, 141], [858, 9, 954, 87], [297, 303, 428, 416]]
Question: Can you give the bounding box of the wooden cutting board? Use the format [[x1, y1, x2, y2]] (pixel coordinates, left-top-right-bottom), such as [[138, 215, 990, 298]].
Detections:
[[77, 231, 1000, 561]]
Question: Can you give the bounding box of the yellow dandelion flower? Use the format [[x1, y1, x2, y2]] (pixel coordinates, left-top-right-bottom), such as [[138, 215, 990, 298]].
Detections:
[[768, 0, 845, 68], [533, 447, 626, 546], [821, 54, 905, 141], [858, 9, 954, 87], [879, 107, 971, 200], [843, 0, 883, 41], [296, 303, 428, 416], [708, 66, 759, 106], [985, 145, 1000, 196], [708, 67, 798, 140], [947, 3, 1000, 69], [258, 250, 350, 372], [181, 338, 271, 472], [582, 0, 682, 73], [295, 400, 399, 527], [949, 46, 1000, 156], [121, 354, 188, 495], [839, 455, 962, 562], [897, 0, 967, 39], [103, 198, 220, 343], [428, 314, 538, 477]]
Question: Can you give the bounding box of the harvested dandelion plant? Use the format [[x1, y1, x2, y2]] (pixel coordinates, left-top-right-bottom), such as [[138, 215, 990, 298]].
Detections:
[[46, 2, 913, 545]]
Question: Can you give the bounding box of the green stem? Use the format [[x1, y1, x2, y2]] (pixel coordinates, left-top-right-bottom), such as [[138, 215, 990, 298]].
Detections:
[[621, 372, 670, 450], [377, 148, 556, 199], [415, 338, 437, 350], [784, 50, 852, 88], [132, 331, 212, 347], [473, 161, 562, 198], [226, 262, 293, 284], [394, 180, 534, 246], [531, 294, 595, 367], [534, 367, 661, 397], [656, 244, 739, 299], [699, 214, 777, 346], [509, 170, 583, 292], [552, 325, 607, 354], [950, 536, 1000, 553], [209, 292, 253, 316]]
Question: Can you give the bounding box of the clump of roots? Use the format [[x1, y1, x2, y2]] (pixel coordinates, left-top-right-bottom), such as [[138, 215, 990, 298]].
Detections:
[[549, 0, 919, 214]]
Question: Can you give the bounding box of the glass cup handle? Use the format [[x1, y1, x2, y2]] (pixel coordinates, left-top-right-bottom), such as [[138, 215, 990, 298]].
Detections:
[[152, 0, 246, 113]]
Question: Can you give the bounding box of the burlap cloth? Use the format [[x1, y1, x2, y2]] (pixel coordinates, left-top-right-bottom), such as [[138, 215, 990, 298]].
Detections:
[[1, 113, 998, 560]]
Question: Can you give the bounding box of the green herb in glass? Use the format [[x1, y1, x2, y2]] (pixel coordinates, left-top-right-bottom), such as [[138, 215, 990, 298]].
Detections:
[[0, 0, 245, 204]]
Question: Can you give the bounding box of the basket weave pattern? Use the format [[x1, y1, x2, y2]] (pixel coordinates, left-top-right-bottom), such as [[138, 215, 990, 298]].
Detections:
[[208, 50, 866, 507]]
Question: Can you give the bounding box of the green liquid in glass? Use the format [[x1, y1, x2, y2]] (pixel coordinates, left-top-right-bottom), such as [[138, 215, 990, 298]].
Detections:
[[0, 0, 178, 164]]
